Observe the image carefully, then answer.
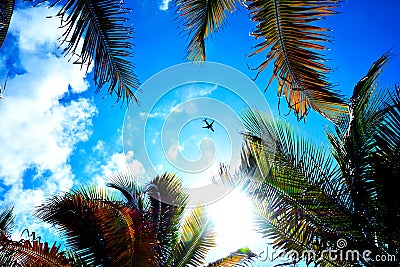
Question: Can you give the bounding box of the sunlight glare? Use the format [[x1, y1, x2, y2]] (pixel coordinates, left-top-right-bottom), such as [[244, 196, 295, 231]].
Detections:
[[207, 189, 262, 253]]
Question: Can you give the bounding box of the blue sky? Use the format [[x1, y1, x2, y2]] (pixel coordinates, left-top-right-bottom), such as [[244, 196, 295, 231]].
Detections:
[[0, 0, 399, 265]]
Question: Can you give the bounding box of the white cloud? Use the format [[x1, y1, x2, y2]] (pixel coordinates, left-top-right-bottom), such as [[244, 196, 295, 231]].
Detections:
[[0, 5, 97, 236], [10, 6, 61, 52], [159, 0, 172, 11], [92, 140, 105, 152], [90, 150, 147, 188], [166, 141, 184, 161], [182, 84, 218, 101]]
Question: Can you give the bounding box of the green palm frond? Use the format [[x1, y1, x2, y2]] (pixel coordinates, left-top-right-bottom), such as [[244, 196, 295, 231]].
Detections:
[[248, 0, 347, 122], [326, 53, 392, 250], [175, 0, 237, 61], [171, 207, 216, 267], [372, 87, 400, 258], [205, 247, 257, 267], [28, 0, 139, 105], [0, 0, 14, 48], [35, 187, 136, 266], [240, 109, 359, 266]]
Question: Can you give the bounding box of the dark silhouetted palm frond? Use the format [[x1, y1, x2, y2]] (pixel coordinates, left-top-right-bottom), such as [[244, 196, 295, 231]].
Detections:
[[0, 206, 14, 234], [0, 0, 14, 48], [373, 86, 400, 256], [27, 0, 139, 105]]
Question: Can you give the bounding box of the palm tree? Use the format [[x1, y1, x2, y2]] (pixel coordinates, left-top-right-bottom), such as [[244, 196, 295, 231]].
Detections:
[[0, 0, 139, 105], [235, 52, 400, 266], [35, 173, 257, 266], [174, 0, 348, 122], [0, 207, 79, 266]]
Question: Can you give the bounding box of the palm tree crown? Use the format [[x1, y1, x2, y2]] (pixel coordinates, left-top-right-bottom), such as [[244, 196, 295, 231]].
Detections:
[[34, 173, 257, 267], [237, 53, 400, 266]]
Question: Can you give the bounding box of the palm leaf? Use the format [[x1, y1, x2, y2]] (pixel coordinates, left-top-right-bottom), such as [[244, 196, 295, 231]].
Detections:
[[0, 0, 14, 48], [0, 231, 75, 267], [248, 0, 347, 122], [326, 53, 392, 251], [35, 187, 136, 266], [371, 87, 400, 259], [0, 207, 14, 234], [204, 247, 257, 267], [107, 173, 148, 211], [146, 173, 187, 266], [175, 0, 237, 61], [27, 0, 139, 105], [240, 109, 360, 266], [0, 207, 16, 266], [170, 207, 216, 267]]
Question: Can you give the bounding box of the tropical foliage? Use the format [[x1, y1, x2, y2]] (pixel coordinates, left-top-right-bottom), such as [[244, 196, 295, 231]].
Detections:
[[236, 53, 400, 266], [0, 207, 78, 266], [0, 0, 139, 105], [1, 174, 257, 266], [0, 0, 14, 48], [174, 0, 348, 122]]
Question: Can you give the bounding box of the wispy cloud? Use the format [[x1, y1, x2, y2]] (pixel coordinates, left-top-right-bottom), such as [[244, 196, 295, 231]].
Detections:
[[0, 5, 97, 236], [182, 83, 218, 101], [159, 0, 172, 11], [89, 150, 147, 188]]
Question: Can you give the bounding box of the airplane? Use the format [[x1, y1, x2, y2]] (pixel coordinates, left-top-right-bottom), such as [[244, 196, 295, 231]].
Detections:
[[202, 118, 215, 132]]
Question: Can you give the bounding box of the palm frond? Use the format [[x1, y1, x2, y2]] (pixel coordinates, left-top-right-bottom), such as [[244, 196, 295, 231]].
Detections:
[[0, 207, 14, 234], [326, 53, 392, 250], [28, 0, 139, 105], [175, 0, 236, 61], [204, 247, 257, 267], [248, 0, 347, 122], [171, 207, 216, 267], [0, 0, 14, 48], [146, 173, 187, 266], [107, 173, 148, 211], [0, 231, 74, 267], [372, 87, 400, 259], [240, 109, 360, 266], [35, 187, 136, 266], [146, 173, 188, 208]]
